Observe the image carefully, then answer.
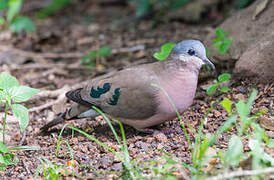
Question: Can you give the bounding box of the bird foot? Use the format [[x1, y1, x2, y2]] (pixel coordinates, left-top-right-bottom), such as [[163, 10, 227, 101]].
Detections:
[[136, 128, 175, 136]]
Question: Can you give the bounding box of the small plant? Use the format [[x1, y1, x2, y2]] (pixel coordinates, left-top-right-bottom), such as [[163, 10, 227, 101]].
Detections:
[[81, 46, 112, 66], [153, 42, 175, 61], [206, 73, 231, 95], [35, 156, 82, 180], [35, 0, 72, 19], [0, 72, 39, 169], [0, 0, 35, 33], [130, 0, 189, 19], [213, 28, 233, 54]]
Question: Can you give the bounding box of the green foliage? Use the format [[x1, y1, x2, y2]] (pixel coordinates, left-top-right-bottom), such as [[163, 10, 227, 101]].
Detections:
[[213, 28, 233, 54], [0, 72, 39, 170], [223, 135, 243, 167], [35, 156, 68, 180], [153, 42, 175, 61], [237, 0, 255, 9], [36, 0, 71, 19], [130, 0, 189, 18], [10, 16, 35, 33], [81, 46, 112, 66], [0, 0, 35, 33], [206, 73, 231, 95]]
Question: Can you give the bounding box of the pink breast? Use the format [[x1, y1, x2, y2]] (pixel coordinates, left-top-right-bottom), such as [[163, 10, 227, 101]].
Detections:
[[156, 72, 198, 115]]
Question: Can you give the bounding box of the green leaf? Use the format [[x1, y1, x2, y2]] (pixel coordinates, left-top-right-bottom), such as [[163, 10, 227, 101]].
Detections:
[[215, 28, 225, 38], [153, 42, 175, 61], [220, 98, 232, 114], [7, 0, 22, 22], [134, 0, 150, 18], [209, 115, 236, 146], [0, 142, 7, 153], [206, 85, 218, 95], [3, 153, 18, 165], [219, 43, 228, 54], [236, 100, 248, 120], [0, 16, 5, 25], [220, 85, 229, 93], [0, 0, 8, 11], [9, 86, 39, 102], [99, 46, 112, 57], [11, 104, 29, 132], [223, 39, 233, 46], [81, 50, 97, 64], [218, 73, 231, 82], [35, 0, 71, 19], [224, 135, 243, 166], [0, 154, 5, 164], [247, 89, 257, 109], [212, 41, 222, 48], [168, 0, 189, 10], [267, 139, 274, 148], [10, 16, 36, 33], [0, 72, 19, 90]]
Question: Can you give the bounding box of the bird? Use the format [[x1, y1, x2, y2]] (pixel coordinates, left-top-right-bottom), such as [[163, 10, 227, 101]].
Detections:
[[40, 40, 215, 133]]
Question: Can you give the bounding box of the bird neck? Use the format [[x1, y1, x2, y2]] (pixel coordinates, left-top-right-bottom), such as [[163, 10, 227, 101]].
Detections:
[[163, 54, 200, 75]]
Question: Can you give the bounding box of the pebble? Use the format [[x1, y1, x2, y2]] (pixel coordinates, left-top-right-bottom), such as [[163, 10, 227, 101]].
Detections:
[[155, 133, 168, 143], [135, 141, 149, 151], [111, 162, 122, 171]]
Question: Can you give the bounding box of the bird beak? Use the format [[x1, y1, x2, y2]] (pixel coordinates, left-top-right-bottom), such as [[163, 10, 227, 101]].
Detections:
[[203, 57, 215, 70]]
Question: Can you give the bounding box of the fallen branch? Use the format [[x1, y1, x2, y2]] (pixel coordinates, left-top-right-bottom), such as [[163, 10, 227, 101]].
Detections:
[[29, 86, 69, 112], [207, 167, 274, 180], [39, 44, 145, 59], [0, 45, 47, 64]]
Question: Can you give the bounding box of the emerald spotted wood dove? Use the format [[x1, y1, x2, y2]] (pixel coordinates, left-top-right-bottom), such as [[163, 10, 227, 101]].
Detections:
[[41, 40, 215, 132]]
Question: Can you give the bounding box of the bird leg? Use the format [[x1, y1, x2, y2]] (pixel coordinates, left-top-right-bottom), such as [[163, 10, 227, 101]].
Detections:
[[136, 127, 176, 136]]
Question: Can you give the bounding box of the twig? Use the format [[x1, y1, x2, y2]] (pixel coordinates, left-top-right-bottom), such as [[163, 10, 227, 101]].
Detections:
[[38, 45, 145, 59], [29, 86, 69, 112], [19, 130, 27, 146], [207, 167, 274, 180], [0, 45, 47, 64], [22, 160, 31, 175]]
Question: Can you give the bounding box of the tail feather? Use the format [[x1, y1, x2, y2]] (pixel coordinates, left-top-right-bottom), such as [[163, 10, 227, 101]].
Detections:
[[40, 104, 98, 132]]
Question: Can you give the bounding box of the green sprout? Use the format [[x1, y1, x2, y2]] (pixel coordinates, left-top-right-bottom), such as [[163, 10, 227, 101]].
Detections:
[[81, 46, 112, 66], [153, 42, 175, 61], [206, 73, 231, 95], [213, 28, 233, 54], [0, 0, 35, 33], [0, 72, 40, 170]]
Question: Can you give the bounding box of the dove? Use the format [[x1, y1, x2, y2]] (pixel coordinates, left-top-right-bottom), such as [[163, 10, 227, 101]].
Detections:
[[41, 40, 215, 133]]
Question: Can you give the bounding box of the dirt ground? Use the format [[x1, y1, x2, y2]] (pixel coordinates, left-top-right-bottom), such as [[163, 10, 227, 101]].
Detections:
[[0, 1, 273, 179]]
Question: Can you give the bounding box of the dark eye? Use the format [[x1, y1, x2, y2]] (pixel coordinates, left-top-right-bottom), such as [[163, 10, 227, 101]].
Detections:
[[188, 49, 195, 56]]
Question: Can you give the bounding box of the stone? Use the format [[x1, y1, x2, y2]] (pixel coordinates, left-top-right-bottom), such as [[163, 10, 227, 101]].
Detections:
[[234, 37, 274, 82], [204, 0, 274, 82]]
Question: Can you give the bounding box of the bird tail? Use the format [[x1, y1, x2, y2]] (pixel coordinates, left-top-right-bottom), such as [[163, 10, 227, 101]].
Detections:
[[40, 104, 99, 132]]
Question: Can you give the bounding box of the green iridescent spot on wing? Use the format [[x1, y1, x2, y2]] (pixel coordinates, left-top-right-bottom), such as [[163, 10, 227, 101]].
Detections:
[[90, 83, 111, 98], [108, 88, 120, 106]]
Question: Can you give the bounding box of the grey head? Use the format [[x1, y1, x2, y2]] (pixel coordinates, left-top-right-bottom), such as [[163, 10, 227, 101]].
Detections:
[[171, 40, 215, 69]]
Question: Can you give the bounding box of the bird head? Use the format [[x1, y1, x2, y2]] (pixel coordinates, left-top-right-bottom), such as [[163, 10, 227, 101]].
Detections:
[[171, 40, 215, 70]]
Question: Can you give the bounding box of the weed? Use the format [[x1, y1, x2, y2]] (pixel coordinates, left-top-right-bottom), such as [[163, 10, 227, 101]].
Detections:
[[0, 72, 40, 169], [153, 42, 175, 61], [81, 46, 112, 67], [213, 28, 233, 54], [36, 0, 71, 19], [206, 73, 231, 95], [0, 0, 35, 33], [130, 0, 189, 19]]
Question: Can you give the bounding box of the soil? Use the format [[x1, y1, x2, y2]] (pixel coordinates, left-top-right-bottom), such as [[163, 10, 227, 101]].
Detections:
[[0, 1, 273, 179]]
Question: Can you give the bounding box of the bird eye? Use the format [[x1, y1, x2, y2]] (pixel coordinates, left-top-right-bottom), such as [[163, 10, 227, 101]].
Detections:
[[188, 49, 195, 56]]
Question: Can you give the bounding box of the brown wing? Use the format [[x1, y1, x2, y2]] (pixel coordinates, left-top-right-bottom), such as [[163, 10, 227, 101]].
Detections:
[[79, 63, 162, 119]]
